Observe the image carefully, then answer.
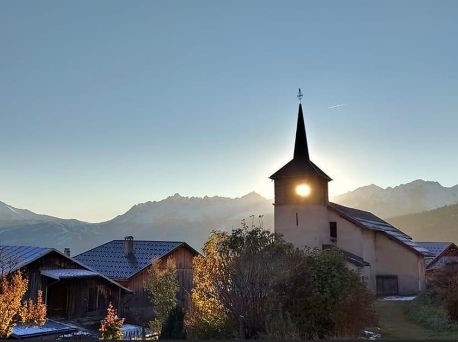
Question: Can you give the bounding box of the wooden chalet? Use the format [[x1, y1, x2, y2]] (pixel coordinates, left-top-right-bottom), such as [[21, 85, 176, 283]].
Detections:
[[416, 242, 458, 281], [0, 245, 131, 320], [74, 236, 199, 324]]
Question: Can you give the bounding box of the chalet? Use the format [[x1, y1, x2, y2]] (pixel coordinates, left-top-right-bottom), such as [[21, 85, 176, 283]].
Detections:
[[270, 102, 433, 296], [74, 237, 198, 323], [416, 242, 458, 280], [0, 245, 130, 320]]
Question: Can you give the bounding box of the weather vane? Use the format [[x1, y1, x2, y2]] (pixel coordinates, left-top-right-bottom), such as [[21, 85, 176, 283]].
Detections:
[[297, 88, 303, 103]]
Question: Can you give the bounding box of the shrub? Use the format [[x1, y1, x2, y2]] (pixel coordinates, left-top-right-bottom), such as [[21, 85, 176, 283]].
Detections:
[[99, 303, 125, 340], [18, 290, 47, 326], [406, 289, 458, 331], [0, 270, 28, 338]]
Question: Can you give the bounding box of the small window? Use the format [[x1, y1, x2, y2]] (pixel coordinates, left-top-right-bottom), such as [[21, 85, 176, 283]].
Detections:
[[330, 222, 337, 241]]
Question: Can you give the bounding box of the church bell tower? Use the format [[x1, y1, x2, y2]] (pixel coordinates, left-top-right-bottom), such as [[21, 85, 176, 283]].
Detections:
[[270, 103, 332, 249]]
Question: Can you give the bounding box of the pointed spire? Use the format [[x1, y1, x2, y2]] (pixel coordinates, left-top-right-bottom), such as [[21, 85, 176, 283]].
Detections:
[[293, 103, 310, 160]]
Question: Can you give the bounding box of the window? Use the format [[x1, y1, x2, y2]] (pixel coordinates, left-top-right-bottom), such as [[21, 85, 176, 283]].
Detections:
[[329, 222, 337, 241], [296, 213, 299, 226]]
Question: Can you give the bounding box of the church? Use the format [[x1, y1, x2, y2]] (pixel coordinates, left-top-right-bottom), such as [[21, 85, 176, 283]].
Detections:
[[270, 102, 432, 296]]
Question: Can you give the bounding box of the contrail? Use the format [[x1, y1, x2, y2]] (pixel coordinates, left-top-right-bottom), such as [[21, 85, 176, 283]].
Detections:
[[328, 103, 346, 109]]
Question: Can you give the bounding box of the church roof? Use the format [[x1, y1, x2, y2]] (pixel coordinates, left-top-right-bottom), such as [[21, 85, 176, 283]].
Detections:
[[270, 104, 331, 181], [328, 203, 433, 257]]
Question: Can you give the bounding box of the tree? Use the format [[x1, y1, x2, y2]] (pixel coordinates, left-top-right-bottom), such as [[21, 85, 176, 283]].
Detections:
[[0, 270, 28, 338], [274, 248, 377, 339], [187, 224, 303, 339], [0, 247, 29, 339], [186, 231, 234, 339], [100, 302, 125, 340], [144, 258, 179, 337], [187, 223, 377, 339]]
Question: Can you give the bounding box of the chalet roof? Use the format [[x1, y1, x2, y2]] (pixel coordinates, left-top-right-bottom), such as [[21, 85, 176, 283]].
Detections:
[[0, 245, 131, 292], [270, 104, 331, 181], [41, 269, 99, 280], [328, 203, 433, 257], [74, 240, 199, 280], [416, 242, 453, 258], [0, 245, 52, 273], [416, 242, 458, 268]]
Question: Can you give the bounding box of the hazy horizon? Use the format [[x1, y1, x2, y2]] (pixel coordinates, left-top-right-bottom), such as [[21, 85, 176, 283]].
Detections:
[[1, 1, 457, 221], [1, 178, 456, 223]]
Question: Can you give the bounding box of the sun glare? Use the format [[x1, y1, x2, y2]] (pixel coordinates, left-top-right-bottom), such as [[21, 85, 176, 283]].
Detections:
[[296, 184, 311, 197]]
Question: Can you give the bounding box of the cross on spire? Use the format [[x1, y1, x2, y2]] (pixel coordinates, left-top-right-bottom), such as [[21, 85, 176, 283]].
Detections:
[[297, 88, 303, 103]]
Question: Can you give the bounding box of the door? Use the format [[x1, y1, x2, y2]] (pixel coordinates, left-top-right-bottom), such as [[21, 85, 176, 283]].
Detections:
[[376, 275, 399, 296]]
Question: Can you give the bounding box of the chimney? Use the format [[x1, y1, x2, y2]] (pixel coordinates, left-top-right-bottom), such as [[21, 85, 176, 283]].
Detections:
[[64, 248, 71, 257], [124, 236, 134, 256]]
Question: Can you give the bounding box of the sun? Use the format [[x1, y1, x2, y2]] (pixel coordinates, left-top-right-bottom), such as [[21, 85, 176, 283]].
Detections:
[[296, 184, 311, 197]]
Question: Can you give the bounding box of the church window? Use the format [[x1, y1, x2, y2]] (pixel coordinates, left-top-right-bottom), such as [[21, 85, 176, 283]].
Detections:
[[296, 213, 298, 226], [330, 222, 337, 241]]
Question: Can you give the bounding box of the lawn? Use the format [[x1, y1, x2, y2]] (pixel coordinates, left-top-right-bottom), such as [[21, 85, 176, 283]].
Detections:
[[375, 300, 458, 340]]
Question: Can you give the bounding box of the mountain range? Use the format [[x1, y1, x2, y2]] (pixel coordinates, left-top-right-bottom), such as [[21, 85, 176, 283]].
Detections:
[[333, 180, 458, 218], [0, 179, 457, 254]]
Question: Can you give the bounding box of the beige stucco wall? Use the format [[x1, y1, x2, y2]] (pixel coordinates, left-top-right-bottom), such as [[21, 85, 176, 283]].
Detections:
[[327, 210, 377, 292], [274, 203, 329, 249], [375, 233, 425, 295], [275, 204, 425, 295]]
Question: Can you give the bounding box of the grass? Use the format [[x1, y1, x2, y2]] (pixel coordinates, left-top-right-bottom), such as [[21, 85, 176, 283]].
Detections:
[[375, 300, 458, 340]]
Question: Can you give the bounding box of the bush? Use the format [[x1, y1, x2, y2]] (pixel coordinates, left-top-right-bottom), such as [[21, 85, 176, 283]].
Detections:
[[187, 226, 378, 339], [99, 303, 125, 340], [18, 290, 47, 326], [406, 289, 458, 331]]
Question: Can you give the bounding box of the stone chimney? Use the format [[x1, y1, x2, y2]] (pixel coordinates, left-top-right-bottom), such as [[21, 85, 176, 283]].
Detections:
[[124, 236, 134, 256], [64, 248, 71, 257]]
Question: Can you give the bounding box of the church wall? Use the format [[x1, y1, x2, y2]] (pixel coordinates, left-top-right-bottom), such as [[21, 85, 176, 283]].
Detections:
[[327, 210, 377, 292], [274, 204, 329, 250], [375, 233, 426, 295]]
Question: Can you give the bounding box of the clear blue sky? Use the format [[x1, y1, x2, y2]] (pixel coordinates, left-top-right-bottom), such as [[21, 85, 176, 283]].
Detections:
[[1, 1, 457, 222]]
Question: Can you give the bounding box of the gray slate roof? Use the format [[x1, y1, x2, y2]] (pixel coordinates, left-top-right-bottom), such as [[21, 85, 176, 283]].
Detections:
[[328, 203, 433, 257], [75, 240, 198, 280], [0, 245, 52, 273], [416, 242, 453, 258], [322, 244, 370, 267], [0, 245, 131, 292], [416, 242, 456, 268], [41, 269, 99, 280]]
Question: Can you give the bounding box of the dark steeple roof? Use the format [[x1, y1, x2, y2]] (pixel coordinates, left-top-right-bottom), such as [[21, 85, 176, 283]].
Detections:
[[270, 104, 331, 181], [294, 104, 309, 159]]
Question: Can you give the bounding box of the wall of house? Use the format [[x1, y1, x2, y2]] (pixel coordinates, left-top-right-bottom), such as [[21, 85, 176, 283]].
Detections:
[[22, 252, 124, 320], [122, 245, 196, 324], [375, 233, 425, 295], [327, 210, 376, 292]]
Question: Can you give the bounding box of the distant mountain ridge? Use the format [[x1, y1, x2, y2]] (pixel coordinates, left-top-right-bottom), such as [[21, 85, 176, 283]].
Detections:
[[1, 179, 457, 254], [332, 180, 458, 218], [388, 203, 458, 244], [0, 193, 273, 255]]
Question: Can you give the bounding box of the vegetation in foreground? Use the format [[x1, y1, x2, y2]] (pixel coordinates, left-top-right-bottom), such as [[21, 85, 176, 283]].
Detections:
[[0, 253, 47, 339], [186, 223, 377, 339]]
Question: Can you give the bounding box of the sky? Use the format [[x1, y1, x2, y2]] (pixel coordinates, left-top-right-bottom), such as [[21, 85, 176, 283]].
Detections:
[[1, 1, 457, 222]]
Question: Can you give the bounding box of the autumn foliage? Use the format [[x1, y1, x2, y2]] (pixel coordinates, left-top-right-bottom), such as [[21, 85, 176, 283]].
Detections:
[[144, 258, 179, 336], [99, 302, 125, 340], [18, 290, 47, 326], [0, 270, 29, 338], [187, 224, 377, 339]]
